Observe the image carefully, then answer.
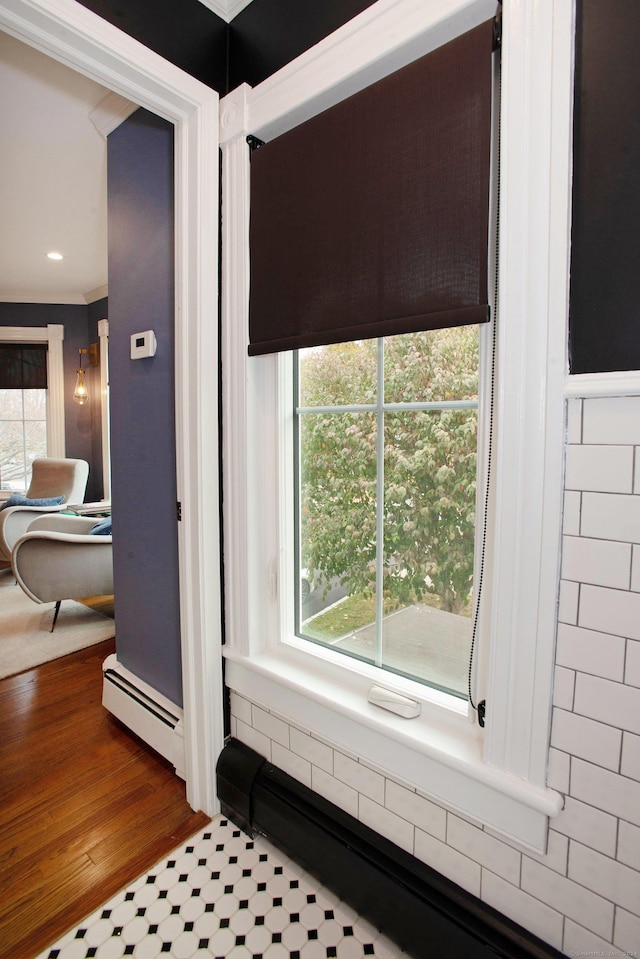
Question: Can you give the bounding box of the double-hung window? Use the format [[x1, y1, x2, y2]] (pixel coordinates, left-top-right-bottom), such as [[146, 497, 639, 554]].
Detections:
[[0, 344, 48, 491], [220, 0, 572, 852], [0, 327, 65, 499], [295, 327, 481, 700]]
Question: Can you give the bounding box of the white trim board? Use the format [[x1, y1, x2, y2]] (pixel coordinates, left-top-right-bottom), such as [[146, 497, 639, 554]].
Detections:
[[196, 0, 254, 24], [565, 371, 640, 398], [102, 654, 186, 779], [90, 90, 138, 138], [0, 0, 224, 816], [0, 292, 95, 305]]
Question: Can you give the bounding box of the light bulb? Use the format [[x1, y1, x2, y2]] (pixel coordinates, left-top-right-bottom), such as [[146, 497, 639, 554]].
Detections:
[[73, 368, 89, 405]]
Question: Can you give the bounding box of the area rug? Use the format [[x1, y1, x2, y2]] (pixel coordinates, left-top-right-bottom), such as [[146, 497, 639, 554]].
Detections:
[[0, 568, 115, 680]]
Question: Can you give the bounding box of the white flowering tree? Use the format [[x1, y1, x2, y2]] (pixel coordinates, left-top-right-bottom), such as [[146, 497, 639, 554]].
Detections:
[[299, 326, 478, 615]]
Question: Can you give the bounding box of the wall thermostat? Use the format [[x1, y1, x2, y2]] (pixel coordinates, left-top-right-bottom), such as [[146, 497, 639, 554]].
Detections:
[[130, 330, 157, 359]]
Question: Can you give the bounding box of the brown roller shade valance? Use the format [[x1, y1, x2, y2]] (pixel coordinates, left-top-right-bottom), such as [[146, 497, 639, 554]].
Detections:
[[0, 344, 47, 389], [248, 19, 495, 357]]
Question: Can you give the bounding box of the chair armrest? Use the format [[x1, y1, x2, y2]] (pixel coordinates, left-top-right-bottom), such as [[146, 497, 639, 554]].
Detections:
[[27, 515, 100, 536], [11, 529, 113, 604], [17, 530, 112, 546], [0, 504, 67, 560]]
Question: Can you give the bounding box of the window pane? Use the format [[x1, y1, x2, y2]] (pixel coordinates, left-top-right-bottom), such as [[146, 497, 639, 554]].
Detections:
[[23, 388, 47, 420], [295, 329, 479, 698], [384, 326, 479, 404], [381, 408, 476, 694], [0, 420, 26, 489], [299, 341, 377, 408], [24, 420, 47, 462], [0, 389, 47, 491], [0, 388, 23, 420], [298, 410, 377, 645]]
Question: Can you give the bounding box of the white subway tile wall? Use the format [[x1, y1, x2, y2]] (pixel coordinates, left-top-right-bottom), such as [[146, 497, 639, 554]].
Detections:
[[564, 444, 633, 494], [627, 640, 640, 687], [229, 395, 640, 959]]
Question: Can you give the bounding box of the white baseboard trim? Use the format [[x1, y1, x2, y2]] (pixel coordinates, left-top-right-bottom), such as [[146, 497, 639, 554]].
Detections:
[[102, 653, 186, 779]]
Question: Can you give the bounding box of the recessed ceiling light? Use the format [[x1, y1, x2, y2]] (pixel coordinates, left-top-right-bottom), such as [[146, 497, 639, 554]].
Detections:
[[47, 251, 63, 260]]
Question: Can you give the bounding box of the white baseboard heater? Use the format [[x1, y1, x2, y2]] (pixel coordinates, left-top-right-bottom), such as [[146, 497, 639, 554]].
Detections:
[[102, 653, 185, 779]]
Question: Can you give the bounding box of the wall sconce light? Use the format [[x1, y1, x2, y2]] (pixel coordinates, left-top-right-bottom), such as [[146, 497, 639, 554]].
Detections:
[[73, 343, 99, 406]]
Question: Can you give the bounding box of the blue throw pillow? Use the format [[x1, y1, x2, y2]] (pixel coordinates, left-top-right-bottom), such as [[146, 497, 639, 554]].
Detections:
[[1, 493, 64, 510], [89, 517, 112, 536]]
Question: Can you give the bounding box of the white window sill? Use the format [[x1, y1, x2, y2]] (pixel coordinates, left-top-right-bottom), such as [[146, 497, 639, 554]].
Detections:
[[223, 645, 563, 853]]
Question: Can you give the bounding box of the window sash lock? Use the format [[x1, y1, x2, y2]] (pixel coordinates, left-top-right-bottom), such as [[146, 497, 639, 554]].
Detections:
[[368, 684, 421, 719]]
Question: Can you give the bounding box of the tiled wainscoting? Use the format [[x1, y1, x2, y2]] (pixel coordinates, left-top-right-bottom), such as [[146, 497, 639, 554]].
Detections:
[[230, 394, 640, 959]]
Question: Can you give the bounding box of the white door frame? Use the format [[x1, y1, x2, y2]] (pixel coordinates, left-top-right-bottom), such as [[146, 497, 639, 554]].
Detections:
[[0, 0, 223, 815]]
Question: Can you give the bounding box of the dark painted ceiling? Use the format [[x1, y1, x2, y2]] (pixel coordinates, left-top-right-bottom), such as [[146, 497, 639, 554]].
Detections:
[[228, 0, 378, 90], [76, 0, 377, 94], [76, 0, 229, 90]]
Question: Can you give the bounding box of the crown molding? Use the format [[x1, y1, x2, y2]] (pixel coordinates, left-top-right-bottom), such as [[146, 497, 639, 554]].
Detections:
[[0, 291, 87, 305], [196, 0, 254, 24], [0, 284, 108, 305], [85, 284, 108, 303]]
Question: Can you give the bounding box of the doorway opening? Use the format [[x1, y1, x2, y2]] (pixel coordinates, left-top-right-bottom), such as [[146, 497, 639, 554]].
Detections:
[[0, 0, 223, 815]]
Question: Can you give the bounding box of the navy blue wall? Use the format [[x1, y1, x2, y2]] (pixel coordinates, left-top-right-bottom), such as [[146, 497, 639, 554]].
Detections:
[[107, 109, 182, 706], [0, 301, 103, 501], [569, 0, 640, 372]]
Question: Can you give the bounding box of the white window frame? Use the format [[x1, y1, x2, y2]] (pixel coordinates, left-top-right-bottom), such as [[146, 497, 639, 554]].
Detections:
[[220, 0, 573, 852], [0, 325, 65, 497], [290, 331, 484, 698]]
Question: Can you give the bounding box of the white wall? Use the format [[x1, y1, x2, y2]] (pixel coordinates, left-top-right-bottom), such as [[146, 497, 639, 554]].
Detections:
[[230, 392, 640, 958]]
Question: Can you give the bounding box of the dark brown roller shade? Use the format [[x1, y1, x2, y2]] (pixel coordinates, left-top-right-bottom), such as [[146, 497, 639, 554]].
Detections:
[[0, 344, 47, 389], [248, 19, 494, 357]]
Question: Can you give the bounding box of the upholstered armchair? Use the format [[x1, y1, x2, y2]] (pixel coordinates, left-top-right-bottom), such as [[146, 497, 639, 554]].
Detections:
[[0, 457, 89, 562], [11, 514, 113, 631]]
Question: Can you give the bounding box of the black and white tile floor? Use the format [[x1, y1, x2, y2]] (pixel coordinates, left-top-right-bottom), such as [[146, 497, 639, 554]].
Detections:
[[37, 816, 407, 959]]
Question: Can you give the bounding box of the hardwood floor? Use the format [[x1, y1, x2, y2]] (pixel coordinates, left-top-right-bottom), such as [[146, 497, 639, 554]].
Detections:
[[79, 593, 115, 618], [0, 638, 210, 959]]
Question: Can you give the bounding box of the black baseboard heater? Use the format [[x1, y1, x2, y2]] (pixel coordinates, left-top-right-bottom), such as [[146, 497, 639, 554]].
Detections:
[[216, 739, 564, 959]]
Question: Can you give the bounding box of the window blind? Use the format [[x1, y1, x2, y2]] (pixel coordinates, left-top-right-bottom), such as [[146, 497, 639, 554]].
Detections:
[[0, 344, 47, 389], [248, 19, 495, 357]]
